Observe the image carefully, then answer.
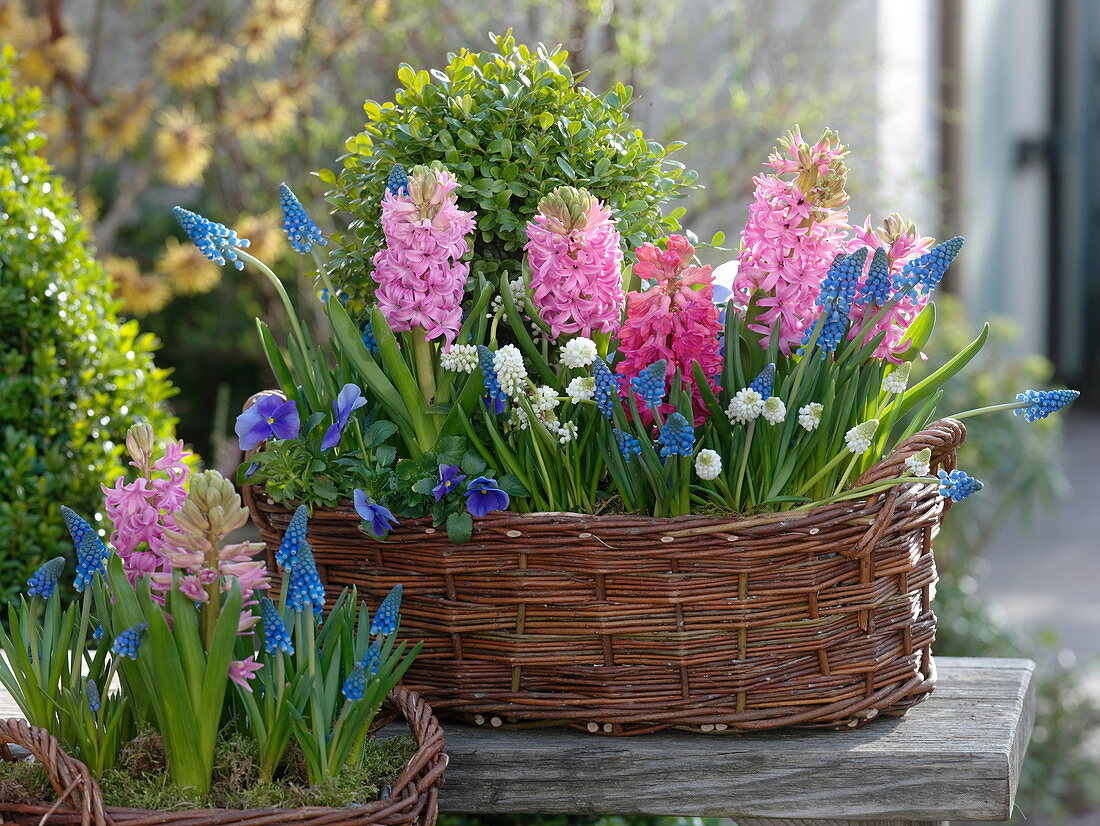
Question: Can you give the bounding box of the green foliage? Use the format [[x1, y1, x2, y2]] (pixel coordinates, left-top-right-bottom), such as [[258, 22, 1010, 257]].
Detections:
[[324, 30, 697, 295], [0, 50, 176, 600]]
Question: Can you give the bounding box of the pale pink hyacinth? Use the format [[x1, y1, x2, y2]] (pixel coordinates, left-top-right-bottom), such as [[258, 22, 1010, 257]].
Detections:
[[525, 186, 624, 338], [229, 655, 264, 691], [733, 128, 852, 354], [371, 163, 476, 347], [102, 427, 191, 580], [848, 214, 934, 362], [615, 235, 723, 424]]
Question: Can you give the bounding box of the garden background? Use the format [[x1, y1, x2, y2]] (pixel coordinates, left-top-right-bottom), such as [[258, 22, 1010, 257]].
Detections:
[[2, 0, 1098, 823]]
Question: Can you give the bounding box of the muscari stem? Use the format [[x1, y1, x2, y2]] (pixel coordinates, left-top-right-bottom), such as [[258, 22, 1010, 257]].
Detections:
[[949, 400, 1030, 420], [237, 249, 311, 369]]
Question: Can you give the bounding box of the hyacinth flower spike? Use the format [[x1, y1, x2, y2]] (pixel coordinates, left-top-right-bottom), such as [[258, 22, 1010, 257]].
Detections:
[[938, 468, 984, 502], [370, 584, 403, 636], [26, 556, 65, 599], [278, 183, 327, 255], [949, 388, 1081, 422]]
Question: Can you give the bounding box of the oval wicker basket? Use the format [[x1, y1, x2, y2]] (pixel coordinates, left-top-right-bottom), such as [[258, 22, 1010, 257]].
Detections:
[[245, 418, 966, 735], [0, 688, 447, 826]]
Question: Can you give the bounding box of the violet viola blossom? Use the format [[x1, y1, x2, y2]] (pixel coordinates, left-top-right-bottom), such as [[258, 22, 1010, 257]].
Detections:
[[321, 383, 367, 450], [235, 394, 300, 451], [353, 489, 399, 539], [432, 464, 467, 501], [465, 476, 510, 518]]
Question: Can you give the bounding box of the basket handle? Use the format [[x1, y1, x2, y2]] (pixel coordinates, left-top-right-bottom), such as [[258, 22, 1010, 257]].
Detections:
[[843, 417, 967, 559], [0, 718, 109, 826]]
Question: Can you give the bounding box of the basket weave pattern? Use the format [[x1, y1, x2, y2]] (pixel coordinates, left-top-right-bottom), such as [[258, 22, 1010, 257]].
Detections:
[[246, 419, 966, 735], [0, 688, 447, 826]]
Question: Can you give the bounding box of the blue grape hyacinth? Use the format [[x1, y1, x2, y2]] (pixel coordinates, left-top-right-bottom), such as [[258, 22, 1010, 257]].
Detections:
[[279, 183, 327, 254], [111, 623, 148, 660], [172, 206, 250, 270], [361, 321, 379, 354], [477, 345, 507, 411], [86, 679, 101, 715], [630, 360, 667, 411], [856, 246, 892, 306], [592, 357, 618, 419], [613, 428, 641, 461], [342, 662, 367, 701], [276, 504, 309, 568], [894, 236, 964, 296], [386, 163, 409, 197], [937, 468, 984, 502], [60, 505, 95, 548], [260, 596, 294, 655], [1013, 389, 1081, 423], [370, 584, 402, 636], [748, 363, 776, 398], [361, 637, 383, 676], [75, 531, 109, 592], [657, 412, 695, 459], [286, 540, 326, 616], [27, 557, 65, 599]]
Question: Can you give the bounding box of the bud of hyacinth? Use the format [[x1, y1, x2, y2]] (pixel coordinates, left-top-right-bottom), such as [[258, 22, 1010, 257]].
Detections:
[[370, 584, 402, 636], [361, 637, 383, 676], [1013, 388, 1081, 423], [279, 183, 327, 254], [171, 470, 248, 545], [748, 364, 776, 398], [440, 344, 479, 374], [567, 377, 595, 403], [173, 206, 251, 270], [761, 396, 787, 425], [277, 504, 309, 568], [882, 362, 912, 394], [613, 428, 641, 461], [695, 449, 722, 480], [342, 662, 367, 702], [27, 557, 65, 599], [125, 422, 156, 473], [726, 388, 764, 425], [111, 623, 148, 660], [938, 468, 984, 501], [75, 531, 109, 593], [60, 505, 97, 551], [492, 345, 528, 397], [386, 163, 408, 197], [560, 337, 599, 369], [798, 402, 824, 432], [845, 419, 880, 454], [86, 679, 101, 715], [658, 413, 695, 459], [525, 187, 625, 339], [905, 448, 932, 477], [260, 596, 294, 655]]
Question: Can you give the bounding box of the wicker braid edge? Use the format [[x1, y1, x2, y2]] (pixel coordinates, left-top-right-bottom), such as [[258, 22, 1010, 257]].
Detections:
[[0, 688, 448, 826], [244, 418, 966, 735]]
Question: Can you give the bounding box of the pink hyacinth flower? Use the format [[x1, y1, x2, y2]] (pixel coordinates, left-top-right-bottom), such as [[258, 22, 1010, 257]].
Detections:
[[615, 235, 723, 425], [525, 186, 625, 339], [229, 656, 264, 691], [371, 164, 476, 347]]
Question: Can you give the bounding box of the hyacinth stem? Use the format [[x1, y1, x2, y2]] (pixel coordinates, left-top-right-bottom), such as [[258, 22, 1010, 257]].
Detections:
[[69, 589, 93, 692], [237, 249, 311, 370], [795, 448, 849, 497], [799, 475, 935, 510], [409, 328, 438, 406], [833, 452, 862, 497], [309, 247, 337, 296], [734, 420, 756, 507], [949, 400, 1031, 420]]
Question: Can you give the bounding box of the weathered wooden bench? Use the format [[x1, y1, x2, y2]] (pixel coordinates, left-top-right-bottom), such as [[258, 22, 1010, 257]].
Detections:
[[0, 657, 1035, 825]]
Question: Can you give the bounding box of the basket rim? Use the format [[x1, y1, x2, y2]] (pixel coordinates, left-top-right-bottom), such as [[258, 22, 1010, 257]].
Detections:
[[0, 687, 448, 826]]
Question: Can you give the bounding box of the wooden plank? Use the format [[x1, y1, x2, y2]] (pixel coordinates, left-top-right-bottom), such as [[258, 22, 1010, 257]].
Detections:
[[0, 657, 1035, 822]]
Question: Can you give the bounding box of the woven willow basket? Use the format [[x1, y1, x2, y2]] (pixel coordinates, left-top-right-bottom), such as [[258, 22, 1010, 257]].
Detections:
[[0, 689, 447, 826], [245, 418, 966, 735]]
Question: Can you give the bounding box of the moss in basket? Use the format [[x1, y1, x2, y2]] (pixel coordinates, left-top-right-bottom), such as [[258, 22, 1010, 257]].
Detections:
[[323, 30, 699, 300]]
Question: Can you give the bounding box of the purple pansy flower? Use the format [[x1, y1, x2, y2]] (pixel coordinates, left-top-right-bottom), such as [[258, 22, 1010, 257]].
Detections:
[[432, 464, 467, 501], [354, 489, 399, 539], [465, 476, 510, 518], [235, 394, 300, 451], [321, 383, 367, 450]]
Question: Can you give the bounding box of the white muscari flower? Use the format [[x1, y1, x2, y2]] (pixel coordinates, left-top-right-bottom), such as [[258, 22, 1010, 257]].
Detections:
[[761, 396, 787, 425], [510, 406, 530, 430], [555, 421, 578, 444], [566, 377, 595, 403], [493, 344, 528, 397], [440, 344, 479, 373], [725, 388, 764, 425], [905, 448, 932, 477], [532, 385, 560, 413], [798, 402, 823, 431], [845, 419, 880, 454], [882, 362, 912, 394], [560, 336, 598, 368], [695, 449, 723, 481]]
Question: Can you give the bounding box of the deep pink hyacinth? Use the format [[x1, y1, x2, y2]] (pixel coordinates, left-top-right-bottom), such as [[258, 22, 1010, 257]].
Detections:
[[525, 186, 624, 338], [615, 236, 723, 424], [733, 128, 852, 354], [848, 214, 934, 362], [371, 163, 476, 347]]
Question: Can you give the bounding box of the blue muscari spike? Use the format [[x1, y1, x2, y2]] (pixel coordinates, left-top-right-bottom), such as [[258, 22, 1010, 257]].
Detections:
[[856, 246, 891, 306], [748, 363, 776, 398], [111, 623, 148, 660], [361, 320, 379, 354], [477, 345, 507, 407], [592, 357, 618, 419], [60, 506, 95, 549], [802, 248, 867, 358], [342, 662, 367, 701], [370, 584, 402, 636], [276, 505, 309, 568], [75, 531, 109, 592], [279, 183, 327, 254], [386, 164, 409, 197], [657, 412, 695, 459], [27, 557, 65, 599], [260, 596, 294, 655], [630, 360, 667, 411], [92, 625, 104, 641], [937, 468, 983, 502], [894, 237, 964, 297], [1013, 389, 1080, 423], [613, 428, 641, 461], [86, 679, 101, 714], [286, 540, 326, 616], [172, 206, 251, 270], [361, 637, 383, 676]]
